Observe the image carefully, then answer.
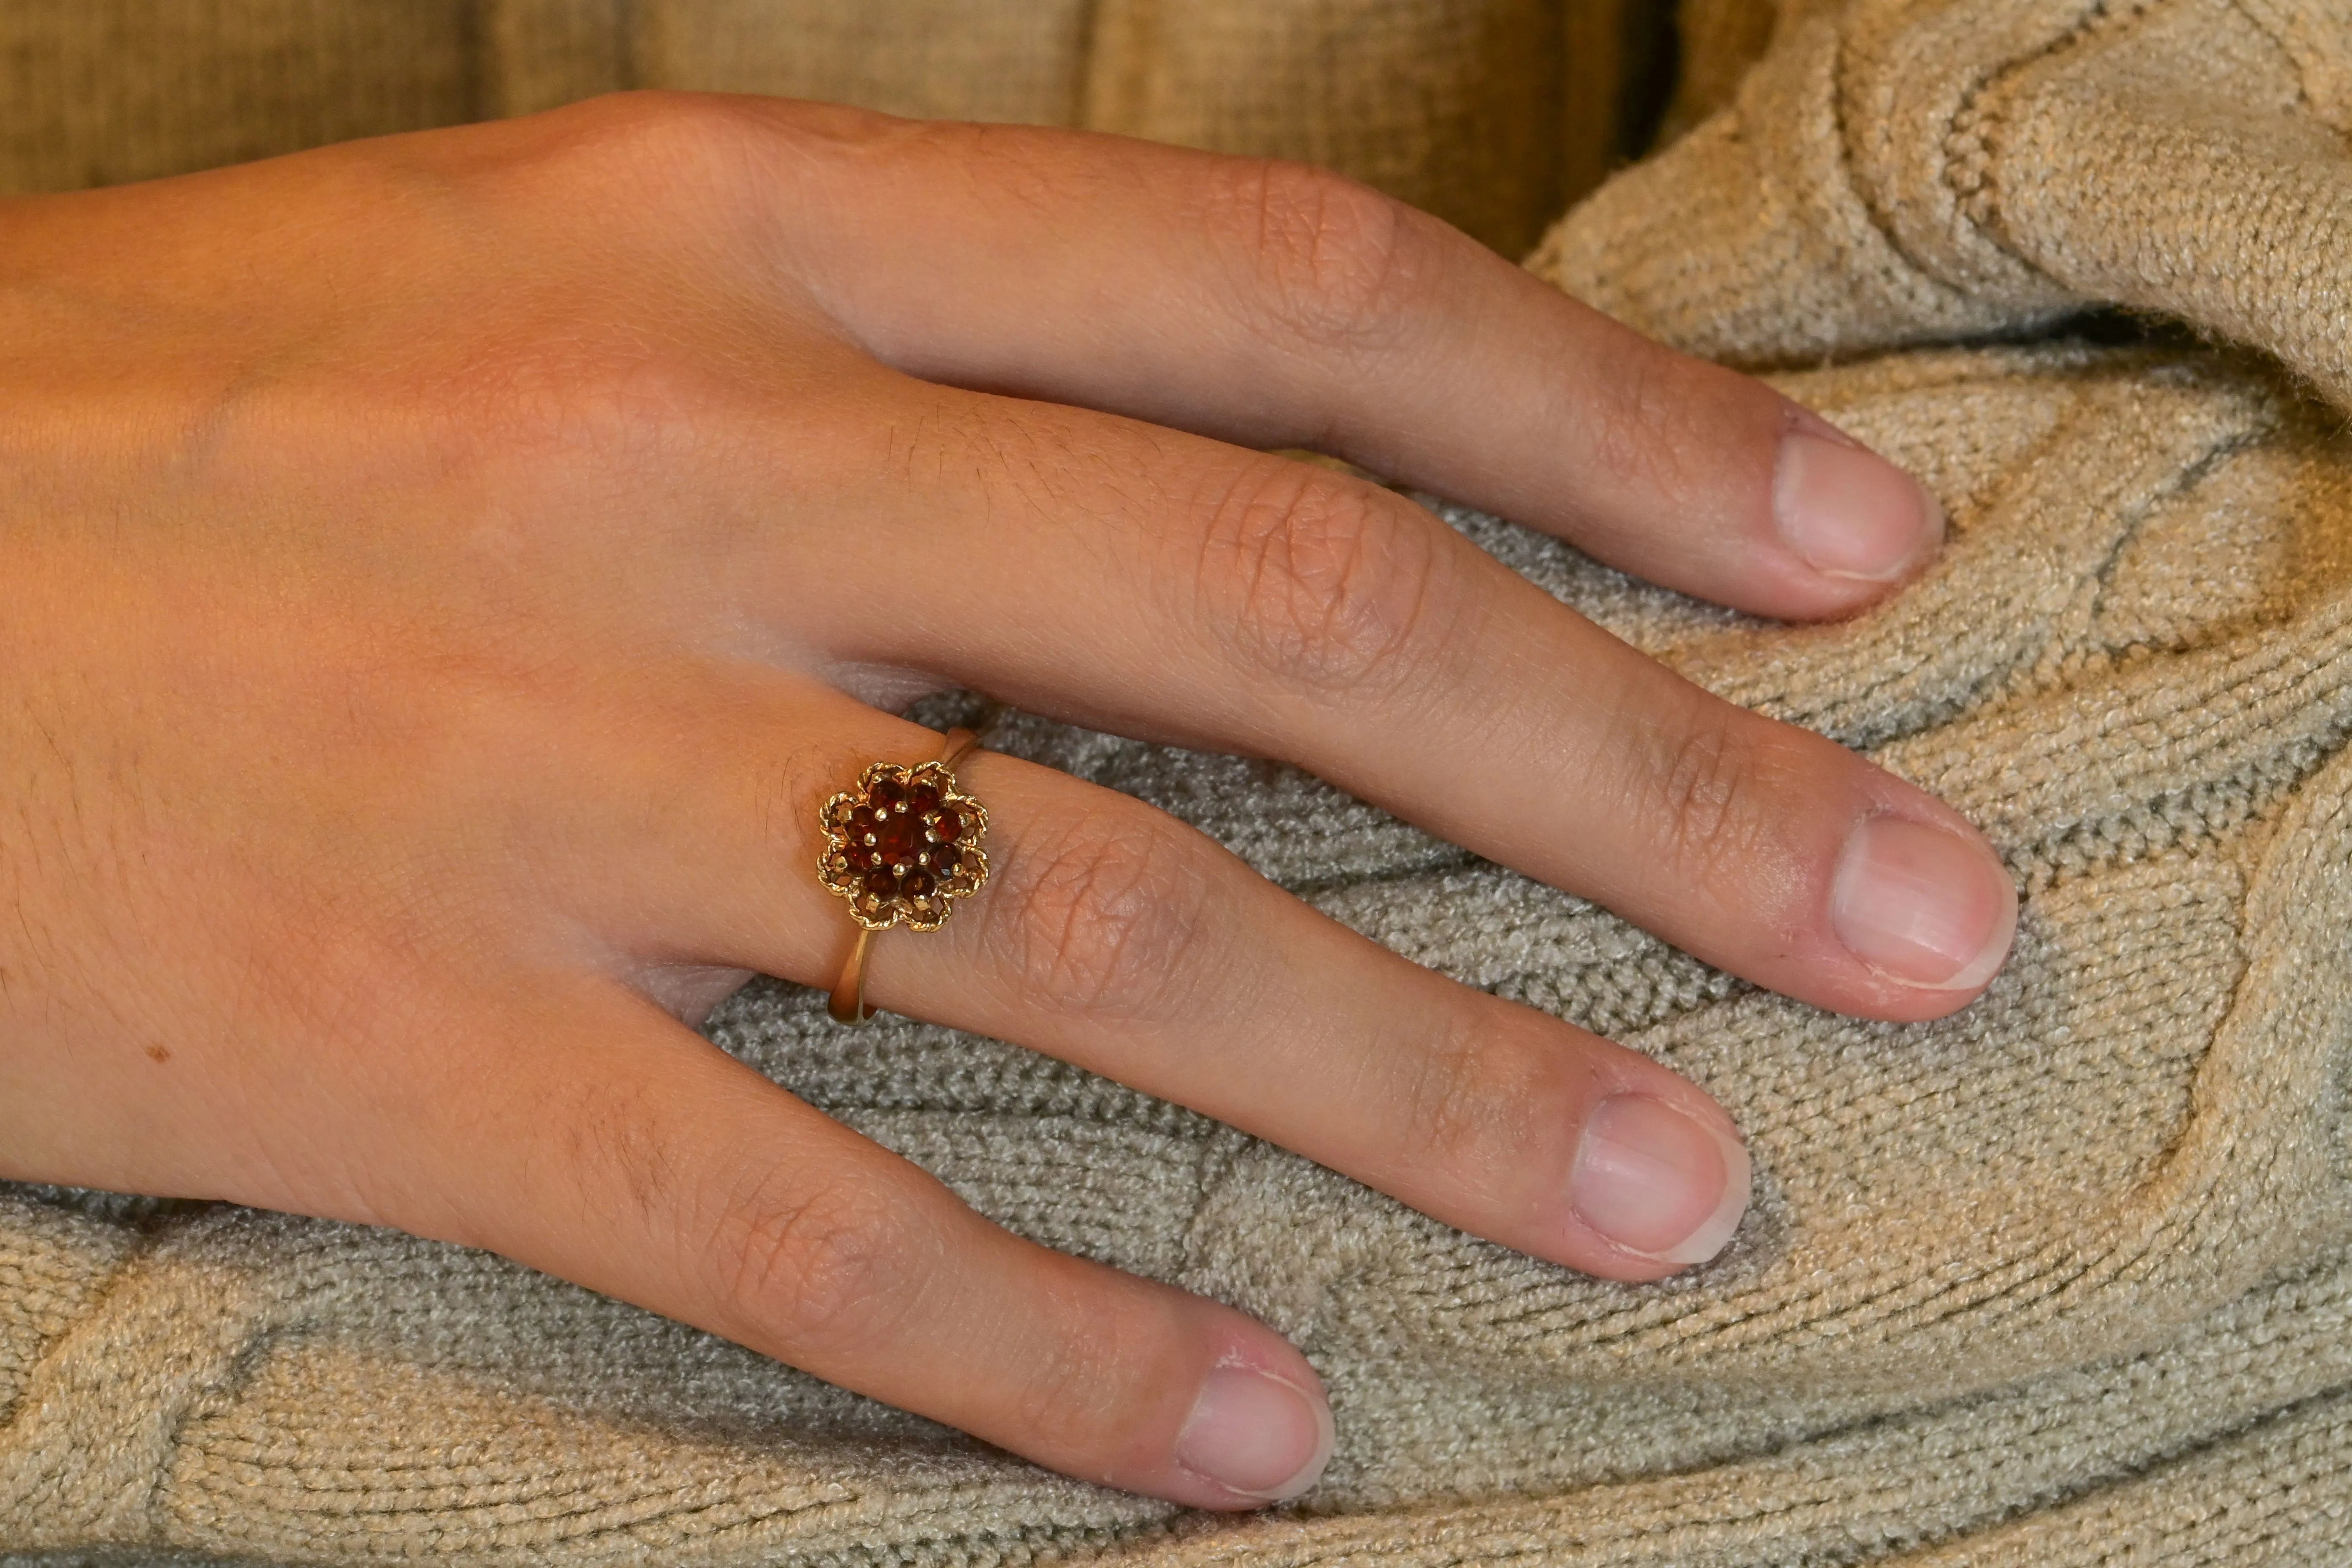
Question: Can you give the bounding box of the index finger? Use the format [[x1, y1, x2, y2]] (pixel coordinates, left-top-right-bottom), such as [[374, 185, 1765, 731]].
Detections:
[[719, 98, 1942, 621]]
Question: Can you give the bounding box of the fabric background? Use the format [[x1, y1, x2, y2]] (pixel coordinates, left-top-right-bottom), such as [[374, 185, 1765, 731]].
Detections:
[[8, 0, 2352, 1562], [0, 0, 1666, 258]]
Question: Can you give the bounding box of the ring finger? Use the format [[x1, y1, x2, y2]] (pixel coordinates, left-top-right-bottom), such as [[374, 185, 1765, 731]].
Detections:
[[615, 676, 1752, 1285]]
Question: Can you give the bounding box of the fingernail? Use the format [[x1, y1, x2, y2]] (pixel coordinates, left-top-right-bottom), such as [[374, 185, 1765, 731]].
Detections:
[[1175, 1361, 1335, 1503], [1568, 1094, 1751, 1264], [1832, 814, 2018, 990], [1773, 424, 1944, 583]]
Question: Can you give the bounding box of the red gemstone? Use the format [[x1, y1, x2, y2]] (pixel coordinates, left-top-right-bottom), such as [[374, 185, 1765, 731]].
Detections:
[[863, 794, 923, 865], [838, 768, 980, 917]]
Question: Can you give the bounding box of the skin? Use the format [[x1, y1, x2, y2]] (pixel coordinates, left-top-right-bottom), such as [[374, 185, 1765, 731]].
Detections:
[[0, 93, 2016, 1508]]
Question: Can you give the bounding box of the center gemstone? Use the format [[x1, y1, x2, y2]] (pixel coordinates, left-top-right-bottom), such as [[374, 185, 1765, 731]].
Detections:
[[842, 776, 964, 901], [819, 757, 988, 932]]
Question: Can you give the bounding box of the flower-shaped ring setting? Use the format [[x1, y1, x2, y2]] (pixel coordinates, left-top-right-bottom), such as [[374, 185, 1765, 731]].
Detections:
[[820, 728, 989, 1022]]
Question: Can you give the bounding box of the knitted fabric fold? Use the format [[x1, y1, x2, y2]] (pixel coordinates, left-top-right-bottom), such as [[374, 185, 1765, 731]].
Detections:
[[8, 0, 2352, 1562], [1530, 0, 2352, 411]]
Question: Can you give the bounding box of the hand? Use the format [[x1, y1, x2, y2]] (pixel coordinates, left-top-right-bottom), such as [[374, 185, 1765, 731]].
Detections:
[[0, 94, 2014, 1508]]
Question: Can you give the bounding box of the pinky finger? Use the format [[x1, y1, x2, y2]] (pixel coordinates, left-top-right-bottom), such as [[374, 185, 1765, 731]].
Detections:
[[393, 975, 1334, 1509]]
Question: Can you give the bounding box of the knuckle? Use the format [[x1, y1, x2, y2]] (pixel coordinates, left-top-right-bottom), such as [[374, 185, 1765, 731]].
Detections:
[[980, 805, 1222, 1023], [708, 1166, 929, 1352], [1579, 337, 1707, 506], [1206, 159, 1431, 352], [1640, 705, 1787, 882], [1394, 1013, 1573, 1189], [494, 92, 775, 244], [1198, 464, 1454, 693], [546, 89, 768, 190], [1002, 1289, 1149, 1455], [556, 1064, 936, 1358]]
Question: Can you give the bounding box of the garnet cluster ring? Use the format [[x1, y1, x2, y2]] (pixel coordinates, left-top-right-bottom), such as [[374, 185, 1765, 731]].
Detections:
[[819, 728, 990, 1024]]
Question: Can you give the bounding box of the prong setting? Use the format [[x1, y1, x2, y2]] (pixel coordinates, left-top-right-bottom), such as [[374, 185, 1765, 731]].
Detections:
[[819, 758, 990, 931]]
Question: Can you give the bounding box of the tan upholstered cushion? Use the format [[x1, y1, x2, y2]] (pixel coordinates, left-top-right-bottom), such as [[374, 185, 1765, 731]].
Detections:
[[0, 0, 1652, 254]]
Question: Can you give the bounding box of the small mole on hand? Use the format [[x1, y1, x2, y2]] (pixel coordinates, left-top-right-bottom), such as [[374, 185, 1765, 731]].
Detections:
[[146, 1045, 170, 1064]]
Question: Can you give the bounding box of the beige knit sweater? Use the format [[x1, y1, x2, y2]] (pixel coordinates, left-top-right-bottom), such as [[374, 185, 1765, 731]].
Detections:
[[8, 0, 2352, 1561]]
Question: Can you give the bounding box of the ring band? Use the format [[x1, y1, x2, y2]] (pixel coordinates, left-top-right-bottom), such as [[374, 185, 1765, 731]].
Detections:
[[822, 727, 990, 1024]]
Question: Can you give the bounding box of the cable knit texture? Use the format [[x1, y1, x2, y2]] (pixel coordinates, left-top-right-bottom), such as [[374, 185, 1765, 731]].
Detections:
[[8, 0, 2352, 1562]]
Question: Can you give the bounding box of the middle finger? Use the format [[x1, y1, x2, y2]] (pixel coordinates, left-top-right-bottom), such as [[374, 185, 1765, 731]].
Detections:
[[778, 382, 2017, 1024]]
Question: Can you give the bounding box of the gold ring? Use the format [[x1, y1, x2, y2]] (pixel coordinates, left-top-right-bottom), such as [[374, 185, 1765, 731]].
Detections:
[[820, 727, 990, 1024]]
